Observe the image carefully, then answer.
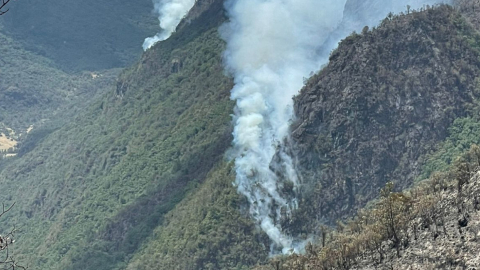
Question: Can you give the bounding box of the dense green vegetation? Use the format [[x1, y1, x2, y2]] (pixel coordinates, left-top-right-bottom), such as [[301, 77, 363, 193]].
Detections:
[[0, 1, 270, 268], [126, 162, 268, 270], [0, 25, 118, 144], [419, 116, 480, 180]]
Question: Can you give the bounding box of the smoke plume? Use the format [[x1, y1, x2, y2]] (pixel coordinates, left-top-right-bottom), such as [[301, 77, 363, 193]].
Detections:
[[222, 0, 346, 253], [143, 0, 195, 51], [222, 0, 451, 253]]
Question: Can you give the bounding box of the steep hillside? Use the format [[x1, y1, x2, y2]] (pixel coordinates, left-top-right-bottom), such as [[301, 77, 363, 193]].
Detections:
[[0, 26, 118, 154], [256, 143, 480, 270], [256, 106, 480, 269], [0, 0, 157, 71], [0, 0, 269, 269], [126, 162, 269, 270], [121, 4, 480, 269], [288, 5, 480, 232], [456, 0, 480, 30]]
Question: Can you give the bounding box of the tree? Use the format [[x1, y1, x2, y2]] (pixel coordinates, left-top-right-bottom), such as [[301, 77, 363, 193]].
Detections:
[[0, 0, 13, 15], [376, 182, 412, 257]]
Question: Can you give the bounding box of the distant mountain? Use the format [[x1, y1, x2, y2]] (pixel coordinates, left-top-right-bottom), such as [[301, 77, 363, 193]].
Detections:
[[0, 0, 157, 71]]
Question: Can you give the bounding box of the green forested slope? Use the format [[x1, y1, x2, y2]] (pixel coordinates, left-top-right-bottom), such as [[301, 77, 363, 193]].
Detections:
[[126, 162, 268, 270], [0, 26, 118, 140], [0, 1, 268, 269]]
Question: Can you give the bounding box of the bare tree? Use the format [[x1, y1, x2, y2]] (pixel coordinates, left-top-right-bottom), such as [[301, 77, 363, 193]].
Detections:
[[0, 0, 13, 15], [0, 203, 26, 270]]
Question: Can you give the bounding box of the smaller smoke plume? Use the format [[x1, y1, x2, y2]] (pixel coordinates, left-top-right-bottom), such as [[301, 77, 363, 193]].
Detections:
[[143, 0, 196, 51]]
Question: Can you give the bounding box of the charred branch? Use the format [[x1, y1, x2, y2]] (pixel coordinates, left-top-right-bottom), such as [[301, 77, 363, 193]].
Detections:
[[0, 0, 13, 15]]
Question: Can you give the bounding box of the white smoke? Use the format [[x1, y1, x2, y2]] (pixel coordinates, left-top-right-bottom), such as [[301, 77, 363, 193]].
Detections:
[[143, 0, 196, 51], [222, 0, 451, 253], [319, 0, 453, 60], [222, 0, 347, 253]]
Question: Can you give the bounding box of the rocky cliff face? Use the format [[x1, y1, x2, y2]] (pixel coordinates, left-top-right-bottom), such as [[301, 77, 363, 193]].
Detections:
[[289, 5, 480, 228]]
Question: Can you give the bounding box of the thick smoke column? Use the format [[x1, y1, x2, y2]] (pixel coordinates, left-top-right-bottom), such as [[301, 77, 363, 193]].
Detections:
[[222, 0, 451, 253], [222, 0, 347, 253], [143, 0, 195, 51]]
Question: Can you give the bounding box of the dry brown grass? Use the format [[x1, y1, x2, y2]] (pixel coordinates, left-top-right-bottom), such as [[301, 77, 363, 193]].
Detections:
[[0, 133, 17, 151]]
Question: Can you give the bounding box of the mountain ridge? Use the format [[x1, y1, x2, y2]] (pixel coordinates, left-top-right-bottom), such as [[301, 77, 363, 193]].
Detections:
[[288, 4, 480, 228], [1, 1, 480, 269]]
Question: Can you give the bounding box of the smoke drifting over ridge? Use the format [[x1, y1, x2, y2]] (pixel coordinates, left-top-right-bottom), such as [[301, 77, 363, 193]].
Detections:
[[143, 0, 195, 51], [222, 0, 451, 253], [222, 0, 347, 253]]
